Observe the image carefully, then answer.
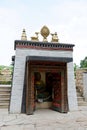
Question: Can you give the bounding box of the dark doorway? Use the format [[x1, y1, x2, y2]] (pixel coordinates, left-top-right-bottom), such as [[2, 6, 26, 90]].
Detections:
[[34, 72, 62, 112], [22, 61, 68, 114]]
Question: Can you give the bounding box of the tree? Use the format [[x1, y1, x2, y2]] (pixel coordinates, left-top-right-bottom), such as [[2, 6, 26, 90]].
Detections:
[[0, 65, 5, 70], [74, 63, 79, 78], [80, 57, 87, 68]]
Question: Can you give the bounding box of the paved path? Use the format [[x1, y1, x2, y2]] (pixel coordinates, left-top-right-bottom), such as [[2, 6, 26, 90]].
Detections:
[[0, 107, 87, 130]]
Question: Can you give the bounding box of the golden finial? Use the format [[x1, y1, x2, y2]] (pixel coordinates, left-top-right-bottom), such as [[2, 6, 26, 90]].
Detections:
[[31, 32, 39, 41], [21, 29, 27, 40], [51, 32, 59, 43], [40, 25, 50, 42]]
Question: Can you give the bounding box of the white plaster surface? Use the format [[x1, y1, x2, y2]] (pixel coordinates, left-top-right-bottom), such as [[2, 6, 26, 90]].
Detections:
[[67, 62, 78, 111], [10, 48, 77, 113]]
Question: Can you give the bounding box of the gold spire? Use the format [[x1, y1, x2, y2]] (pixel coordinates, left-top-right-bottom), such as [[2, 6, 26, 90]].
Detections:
[[21, 29, 27, 40]]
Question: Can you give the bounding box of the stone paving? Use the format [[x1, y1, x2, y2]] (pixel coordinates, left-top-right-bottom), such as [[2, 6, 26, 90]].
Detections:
[[0, 107, 87, 130]]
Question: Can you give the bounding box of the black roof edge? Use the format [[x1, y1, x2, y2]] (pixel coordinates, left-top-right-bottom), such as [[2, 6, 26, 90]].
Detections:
[[14, 40, 75, 50], [26, 56, 73, 63]]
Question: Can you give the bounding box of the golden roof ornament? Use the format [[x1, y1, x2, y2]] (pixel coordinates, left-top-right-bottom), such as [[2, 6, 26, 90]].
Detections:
[[51, 32, 59, 43], [40, 25, 50, 42], [30, 25, 59, 43], [21, 29, 27, 40], [31, 32, 39, 41]]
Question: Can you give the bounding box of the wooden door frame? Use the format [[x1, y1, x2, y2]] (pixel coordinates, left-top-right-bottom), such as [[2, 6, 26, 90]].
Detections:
[[26, 62, 68, 114]]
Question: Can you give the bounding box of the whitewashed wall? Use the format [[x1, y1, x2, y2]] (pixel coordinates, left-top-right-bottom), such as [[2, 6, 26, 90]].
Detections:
[[10, 48, 78, 113], [67, 62, 78, 111]]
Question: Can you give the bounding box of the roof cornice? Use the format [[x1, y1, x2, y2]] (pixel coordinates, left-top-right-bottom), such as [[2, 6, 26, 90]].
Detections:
[[14, 40, 75, 51]]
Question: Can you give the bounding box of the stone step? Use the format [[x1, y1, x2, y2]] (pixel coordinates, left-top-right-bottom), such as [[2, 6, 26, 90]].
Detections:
[[0, 102, 9, 106], [0, 85, 11, 87], [77, 92, 81, 97], [78, 100, 87, 106], [0, 97, 10, 100], [0, 90, 11, 93], [76, 88, 87, 106], [0, 101, 10, 109], [0, 88, 11, 93], [0, 100, 10, 103], [0, 93, 11, 96], [0, 88, 11, 91], [0, 105, 9, 108], [0, 91, 11, 95], [78, 103, 87, 106], [0, 94, 10, 99], [0, 85, 11, 109], [77, 97, 84, 101], [0, 87, 11, 90]]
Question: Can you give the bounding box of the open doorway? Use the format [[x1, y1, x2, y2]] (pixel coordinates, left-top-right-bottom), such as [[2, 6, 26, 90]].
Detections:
[[34, 72, 61, 111], [22, 61, 68, 114]]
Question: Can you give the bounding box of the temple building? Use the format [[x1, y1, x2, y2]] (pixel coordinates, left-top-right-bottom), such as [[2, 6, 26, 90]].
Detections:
[[10, 26, 78, 114]]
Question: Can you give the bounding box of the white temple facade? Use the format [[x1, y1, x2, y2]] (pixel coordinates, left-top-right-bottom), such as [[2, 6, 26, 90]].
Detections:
[[10, 26, 78, 114]]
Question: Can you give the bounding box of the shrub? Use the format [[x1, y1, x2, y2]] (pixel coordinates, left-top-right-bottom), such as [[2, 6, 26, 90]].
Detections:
[[0, 81, 12, 85]]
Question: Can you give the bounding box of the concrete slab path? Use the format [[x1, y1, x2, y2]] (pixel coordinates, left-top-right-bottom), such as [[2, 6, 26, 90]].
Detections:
[[0, 107, 87, 130]]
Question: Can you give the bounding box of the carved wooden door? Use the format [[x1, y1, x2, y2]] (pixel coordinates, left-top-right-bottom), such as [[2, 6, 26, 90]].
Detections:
[[51, 72, 62, 112]]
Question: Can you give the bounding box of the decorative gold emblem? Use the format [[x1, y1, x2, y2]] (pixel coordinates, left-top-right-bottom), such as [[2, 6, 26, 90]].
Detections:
[[31, 32, 39, 41], [40, 25, 50, 42], [51, 32, 59, 43], [30, 25, 59, 43]]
